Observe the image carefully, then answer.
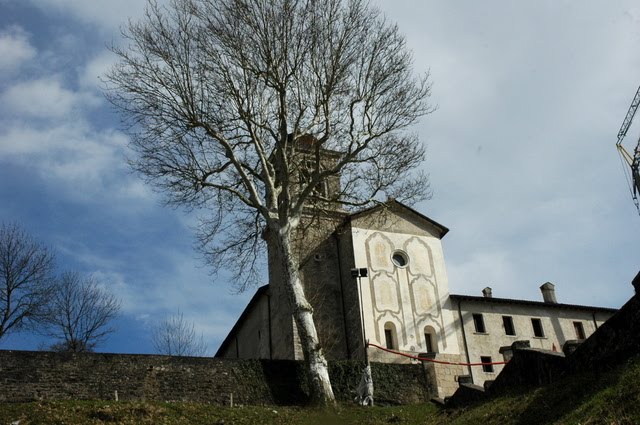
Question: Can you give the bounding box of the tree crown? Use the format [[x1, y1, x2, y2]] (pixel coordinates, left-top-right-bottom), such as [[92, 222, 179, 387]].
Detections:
[[106, 0, 433, 288]]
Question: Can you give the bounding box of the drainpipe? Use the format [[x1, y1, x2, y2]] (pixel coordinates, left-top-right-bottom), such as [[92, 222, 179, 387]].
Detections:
[[592, 311, 598, 331], [334, 232, 352, 359], [267, 293, 273, 360], [457, 299, 474, 383]]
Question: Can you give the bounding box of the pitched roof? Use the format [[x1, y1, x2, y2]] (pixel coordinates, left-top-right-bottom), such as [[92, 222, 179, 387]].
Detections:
[[346, 199, 449, 238], [214, 285, 269, 357]]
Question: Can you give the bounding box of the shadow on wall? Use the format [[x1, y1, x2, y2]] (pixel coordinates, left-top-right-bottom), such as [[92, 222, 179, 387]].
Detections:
[[260, 360, 309, 405]]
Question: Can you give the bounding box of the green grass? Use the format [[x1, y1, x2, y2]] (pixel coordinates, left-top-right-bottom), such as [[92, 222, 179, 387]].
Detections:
[[444, 356, 640, 425], [0, 401, 444, 425], [2, 357, 640, 424]]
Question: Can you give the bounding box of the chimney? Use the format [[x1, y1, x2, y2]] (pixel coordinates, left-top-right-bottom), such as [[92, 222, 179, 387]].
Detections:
[[482, 287, 493, 298], [632, 270, 640, 294], [540, 282, 557, 303]]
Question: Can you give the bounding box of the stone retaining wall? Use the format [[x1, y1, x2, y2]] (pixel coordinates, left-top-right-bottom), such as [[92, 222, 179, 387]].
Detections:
[[421, 353, 466, 398], [0, 350, 429, 405], [568, 294, 640, 373]]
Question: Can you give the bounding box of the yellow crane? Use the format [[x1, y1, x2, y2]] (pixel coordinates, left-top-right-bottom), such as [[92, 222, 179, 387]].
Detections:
[[616, 85, 640, 215]]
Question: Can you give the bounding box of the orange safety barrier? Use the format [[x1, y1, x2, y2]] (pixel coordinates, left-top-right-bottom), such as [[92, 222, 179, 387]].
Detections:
[[367, 342, 509, 366]]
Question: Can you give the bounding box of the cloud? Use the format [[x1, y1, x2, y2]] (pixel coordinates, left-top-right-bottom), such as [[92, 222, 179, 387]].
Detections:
[[80, 51, 119, 91], [397, 0, 640, 311], [0, 120, 154, 204], [1, 77, 100, 119], [26, 0, 152, 33], [0, 26, 36, 74]]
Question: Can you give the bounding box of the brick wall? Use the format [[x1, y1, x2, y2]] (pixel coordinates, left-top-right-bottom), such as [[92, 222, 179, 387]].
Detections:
[[0, 351, 430, 405]]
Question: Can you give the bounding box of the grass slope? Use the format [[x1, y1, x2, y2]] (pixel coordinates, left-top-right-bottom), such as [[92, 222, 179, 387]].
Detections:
[[2, 357, 639, 424], [444, 356, 640, 425]]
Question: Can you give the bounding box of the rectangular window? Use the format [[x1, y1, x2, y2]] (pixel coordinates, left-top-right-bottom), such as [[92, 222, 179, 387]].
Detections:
[[502, 316, 516, 336], [573, 321, 586, 340], [384, 329, 394, 349], [531, 318, 545, 337], [472, 313, 486, 333], [481, 356, 494, 373]]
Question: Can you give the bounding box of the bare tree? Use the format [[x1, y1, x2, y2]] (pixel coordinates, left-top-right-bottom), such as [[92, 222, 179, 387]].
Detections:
[[0, 223, 56, 341], [105, 0, 432, 404], [45, 272, 121, 352], [152, 312, 208, 356]]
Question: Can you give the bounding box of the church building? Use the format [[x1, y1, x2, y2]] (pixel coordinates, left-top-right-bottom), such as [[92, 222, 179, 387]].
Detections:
[[216, 153, 616, 398]]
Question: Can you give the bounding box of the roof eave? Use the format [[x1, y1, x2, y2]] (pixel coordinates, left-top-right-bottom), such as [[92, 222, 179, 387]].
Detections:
[[449, 294, 618, 313], [346, 199, 449, 238]]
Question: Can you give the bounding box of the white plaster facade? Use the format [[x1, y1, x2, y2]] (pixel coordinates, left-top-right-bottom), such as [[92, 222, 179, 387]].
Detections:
[[451, 294, 614, 386], [349, 220, 460, 357]]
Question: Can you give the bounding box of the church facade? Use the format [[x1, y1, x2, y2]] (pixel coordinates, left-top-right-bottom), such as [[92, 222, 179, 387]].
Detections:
[[216, 200, 617, 397]]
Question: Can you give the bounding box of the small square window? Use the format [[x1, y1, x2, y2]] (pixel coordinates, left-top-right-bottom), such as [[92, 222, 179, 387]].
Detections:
[[573, 321, 586, 340], [481, 356, 494, 373], [502, 316, 516, 336], [531, 318, 544, 337], [472, 313, 486, 333]]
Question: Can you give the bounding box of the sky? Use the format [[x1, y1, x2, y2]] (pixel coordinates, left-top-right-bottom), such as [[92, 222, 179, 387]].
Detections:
[[1, 0, 639, 354]]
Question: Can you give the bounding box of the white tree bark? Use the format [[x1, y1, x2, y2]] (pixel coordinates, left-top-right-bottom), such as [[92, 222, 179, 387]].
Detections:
[[271, 222, 335, 405]]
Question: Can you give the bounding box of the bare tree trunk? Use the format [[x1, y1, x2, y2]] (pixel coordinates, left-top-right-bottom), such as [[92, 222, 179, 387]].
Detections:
[[271, 223, 335, 406]]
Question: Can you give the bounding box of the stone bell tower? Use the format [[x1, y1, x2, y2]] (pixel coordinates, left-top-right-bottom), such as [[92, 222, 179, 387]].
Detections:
[[265, 134, 356, 360]]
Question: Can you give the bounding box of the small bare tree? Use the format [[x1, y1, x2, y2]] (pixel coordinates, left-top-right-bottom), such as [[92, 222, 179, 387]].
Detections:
[[45, 272, 121, 352], [152, 312, 208, 356], [0, 223, 56, 341], [106, 0, 432, 404]]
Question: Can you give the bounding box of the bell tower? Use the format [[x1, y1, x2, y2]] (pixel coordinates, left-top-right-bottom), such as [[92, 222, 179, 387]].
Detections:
[[266, 133, 353, 360]]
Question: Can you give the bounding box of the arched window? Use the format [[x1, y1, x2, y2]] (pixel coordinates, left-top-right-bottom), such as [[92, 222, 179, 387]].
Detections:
[[383, 322, 398, 350], [423, 326, 437, 353]]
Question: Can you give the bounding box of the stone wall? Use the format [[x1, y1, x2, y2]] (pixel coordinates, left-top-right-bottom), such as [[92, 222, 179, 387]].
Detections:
[[489, 347, 567, 393], [366, 349, 466, 398], [568, 294, 640, 373], [0, 350, 430, 405], [444, 346, 569, 407], [444, 383, 487, 408], [298, 223, 351, 360], [0, 351, 271, 405], [421, 353, 466, 398]]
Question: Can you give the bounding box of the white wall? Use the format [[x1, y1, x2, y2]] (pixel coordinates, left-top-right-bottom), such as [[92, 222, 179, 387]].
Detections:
[[349, 222, 461, 357], [454, 298, 614, 385]]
